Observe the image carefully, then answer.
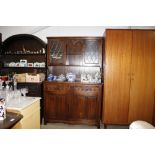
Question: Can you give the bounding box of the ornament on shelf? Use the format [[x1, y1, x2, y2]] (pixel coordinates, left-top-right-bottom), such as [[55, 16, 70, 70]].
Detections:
[[81, 71, 101, 83]]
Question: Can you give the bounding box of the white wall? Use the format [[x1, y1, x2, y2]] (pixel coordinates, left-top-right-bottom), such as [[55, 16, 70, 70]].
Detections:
[[0, 26, 155, 42], [34, 26, 130, 42], [0, 26, 129, 42], [0, 26, 39, 41]]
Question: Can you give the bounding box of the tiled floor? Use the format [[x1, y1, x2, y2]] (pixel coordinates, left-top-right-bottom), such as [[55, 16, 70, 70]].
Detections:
[[41, 123, 129, 129]]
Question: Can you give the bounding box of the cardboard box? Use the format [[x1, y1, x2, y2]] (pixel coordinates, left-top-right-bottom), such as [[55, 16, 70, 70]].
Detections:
[[26, 74, 40, 83], [14, 73, 26, 82], [26, 73, 45, 83], [15, 73, 45, 83]]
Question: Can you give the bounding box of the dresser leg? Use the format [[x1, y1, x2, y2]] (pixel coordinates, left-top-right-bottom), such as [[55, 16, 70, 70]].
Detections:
[[44, 119, 47, 125], [97, 123, 100, 129], [104, 124, 107, 129]]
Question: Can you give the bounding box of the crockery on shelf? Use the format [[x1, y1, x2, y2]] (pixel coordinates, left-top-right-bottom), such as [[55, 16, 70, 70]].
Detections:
[[0, 98, 6, 120], [56, 74, 66, 82], [66, 73, 76, 82], [47, 74, 53, 81], [34, 62, 40, 67], [28, 63, 34, 67], [39, 62, 45, 68], [20, 59, 27, 67], [15, 62, 20, 67], [9, 62, 16, 67]]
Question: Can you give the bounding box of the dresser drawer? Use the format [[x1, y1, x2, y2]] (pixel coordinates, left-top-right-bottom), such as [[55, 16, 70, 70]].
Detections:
[[74, 85, 100, 96], [44, 82, 71, 94]]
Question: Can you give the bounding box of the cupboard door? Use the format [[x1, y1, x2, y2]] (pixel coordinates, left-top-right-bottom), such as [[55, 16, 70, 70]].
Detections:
[[128, 30, 155, 123], [66, 39, 84, 66], [69, 95, 87, 120], [103, 30, 132, 124], [83, 39, 102, 67], [69, 95, 99, 121], [44, 93, 68, 121], [44, 82, 71, 123], [86, 96, 99, 120], [69, 85, 100, 122], [44, 93, 58, 120], [47, 38, 66, 65]]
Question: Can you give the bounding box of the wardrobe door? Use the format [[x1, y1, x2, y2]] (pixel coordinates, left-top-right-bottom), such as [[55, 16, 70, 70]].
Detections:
[[129, 30, 155, 124], [103, 30, 132, 124]]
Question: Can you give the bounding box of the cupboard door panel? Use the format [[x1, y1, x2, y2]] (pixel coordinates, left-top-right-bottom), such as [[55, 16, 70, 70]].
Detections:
[[83, 39, 102, 67], [103, 30, 132, 124], [45, 94, 58, 119], [66, 39, 84, 66], [86, 96, 98, 120], [69, 95, 87, 119], [57, 95, 69, 120], [45, 93, 68, 120], [69, 95, 99, 121], [129, 30, 155, 123], [47, 39, 66, 65]]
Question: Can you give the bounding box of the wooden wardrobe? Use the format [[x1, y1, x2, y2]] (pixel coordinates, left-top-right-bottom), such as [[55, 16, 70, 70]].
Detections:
[[102, 29, 155, 125]]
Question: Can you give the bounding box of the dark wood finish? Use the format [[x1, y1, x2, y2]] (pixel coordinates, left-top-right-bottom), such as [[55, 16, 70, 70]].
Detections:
[[47, 37, 103, 84], [66, 38, 84, 66], [47, 38, 66, 65], [1, 33, 47, 84], [47, 37, 102, 67], [44, 82, 70, 121], [83, 39, 102, 67], [103, 30, 132, 125], [44, 81, 102, 128], [1, 34, 47, 122], [1, 34, 47, 75], [0, 112, 23, 129], [46, 37, 103, 128], [128, 30, 155, 124]]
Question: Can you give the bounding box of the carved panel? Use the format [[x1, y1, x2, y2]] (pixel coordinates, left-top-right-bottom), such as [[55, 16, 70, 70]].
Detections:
[[44, 81, 102, 127], [74, 85, 99, 96], [45, 93, 58, 118], [69, 95, 87, 119], [67, 39, 84, 55], [45, 93, 68, 119], [86, 96, 98, 120], [66, 39, 84, 65], [45, 83, 71, 94]]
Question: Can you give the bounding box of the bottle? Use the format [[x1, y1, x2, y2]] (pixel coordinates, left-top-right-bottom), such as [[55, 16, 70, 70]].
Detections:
[[0, 98, 6, 120], [13, 79, 17, 90], [13, 73, 17, 90]]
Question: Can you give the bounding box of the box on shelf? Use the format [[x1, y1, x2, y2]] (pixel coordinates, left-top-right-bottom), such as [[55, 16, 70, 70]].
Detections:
[[15, 73, 45, 83], [26, 73, 45, 83], [14, 73, 26, 82]]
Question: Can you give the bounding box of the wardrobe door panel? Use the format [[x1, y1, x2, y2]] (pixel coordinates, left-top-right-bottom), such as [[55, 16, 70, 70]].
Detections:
[[103, 30, 132, 124], [129, 30, 155, 123]]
